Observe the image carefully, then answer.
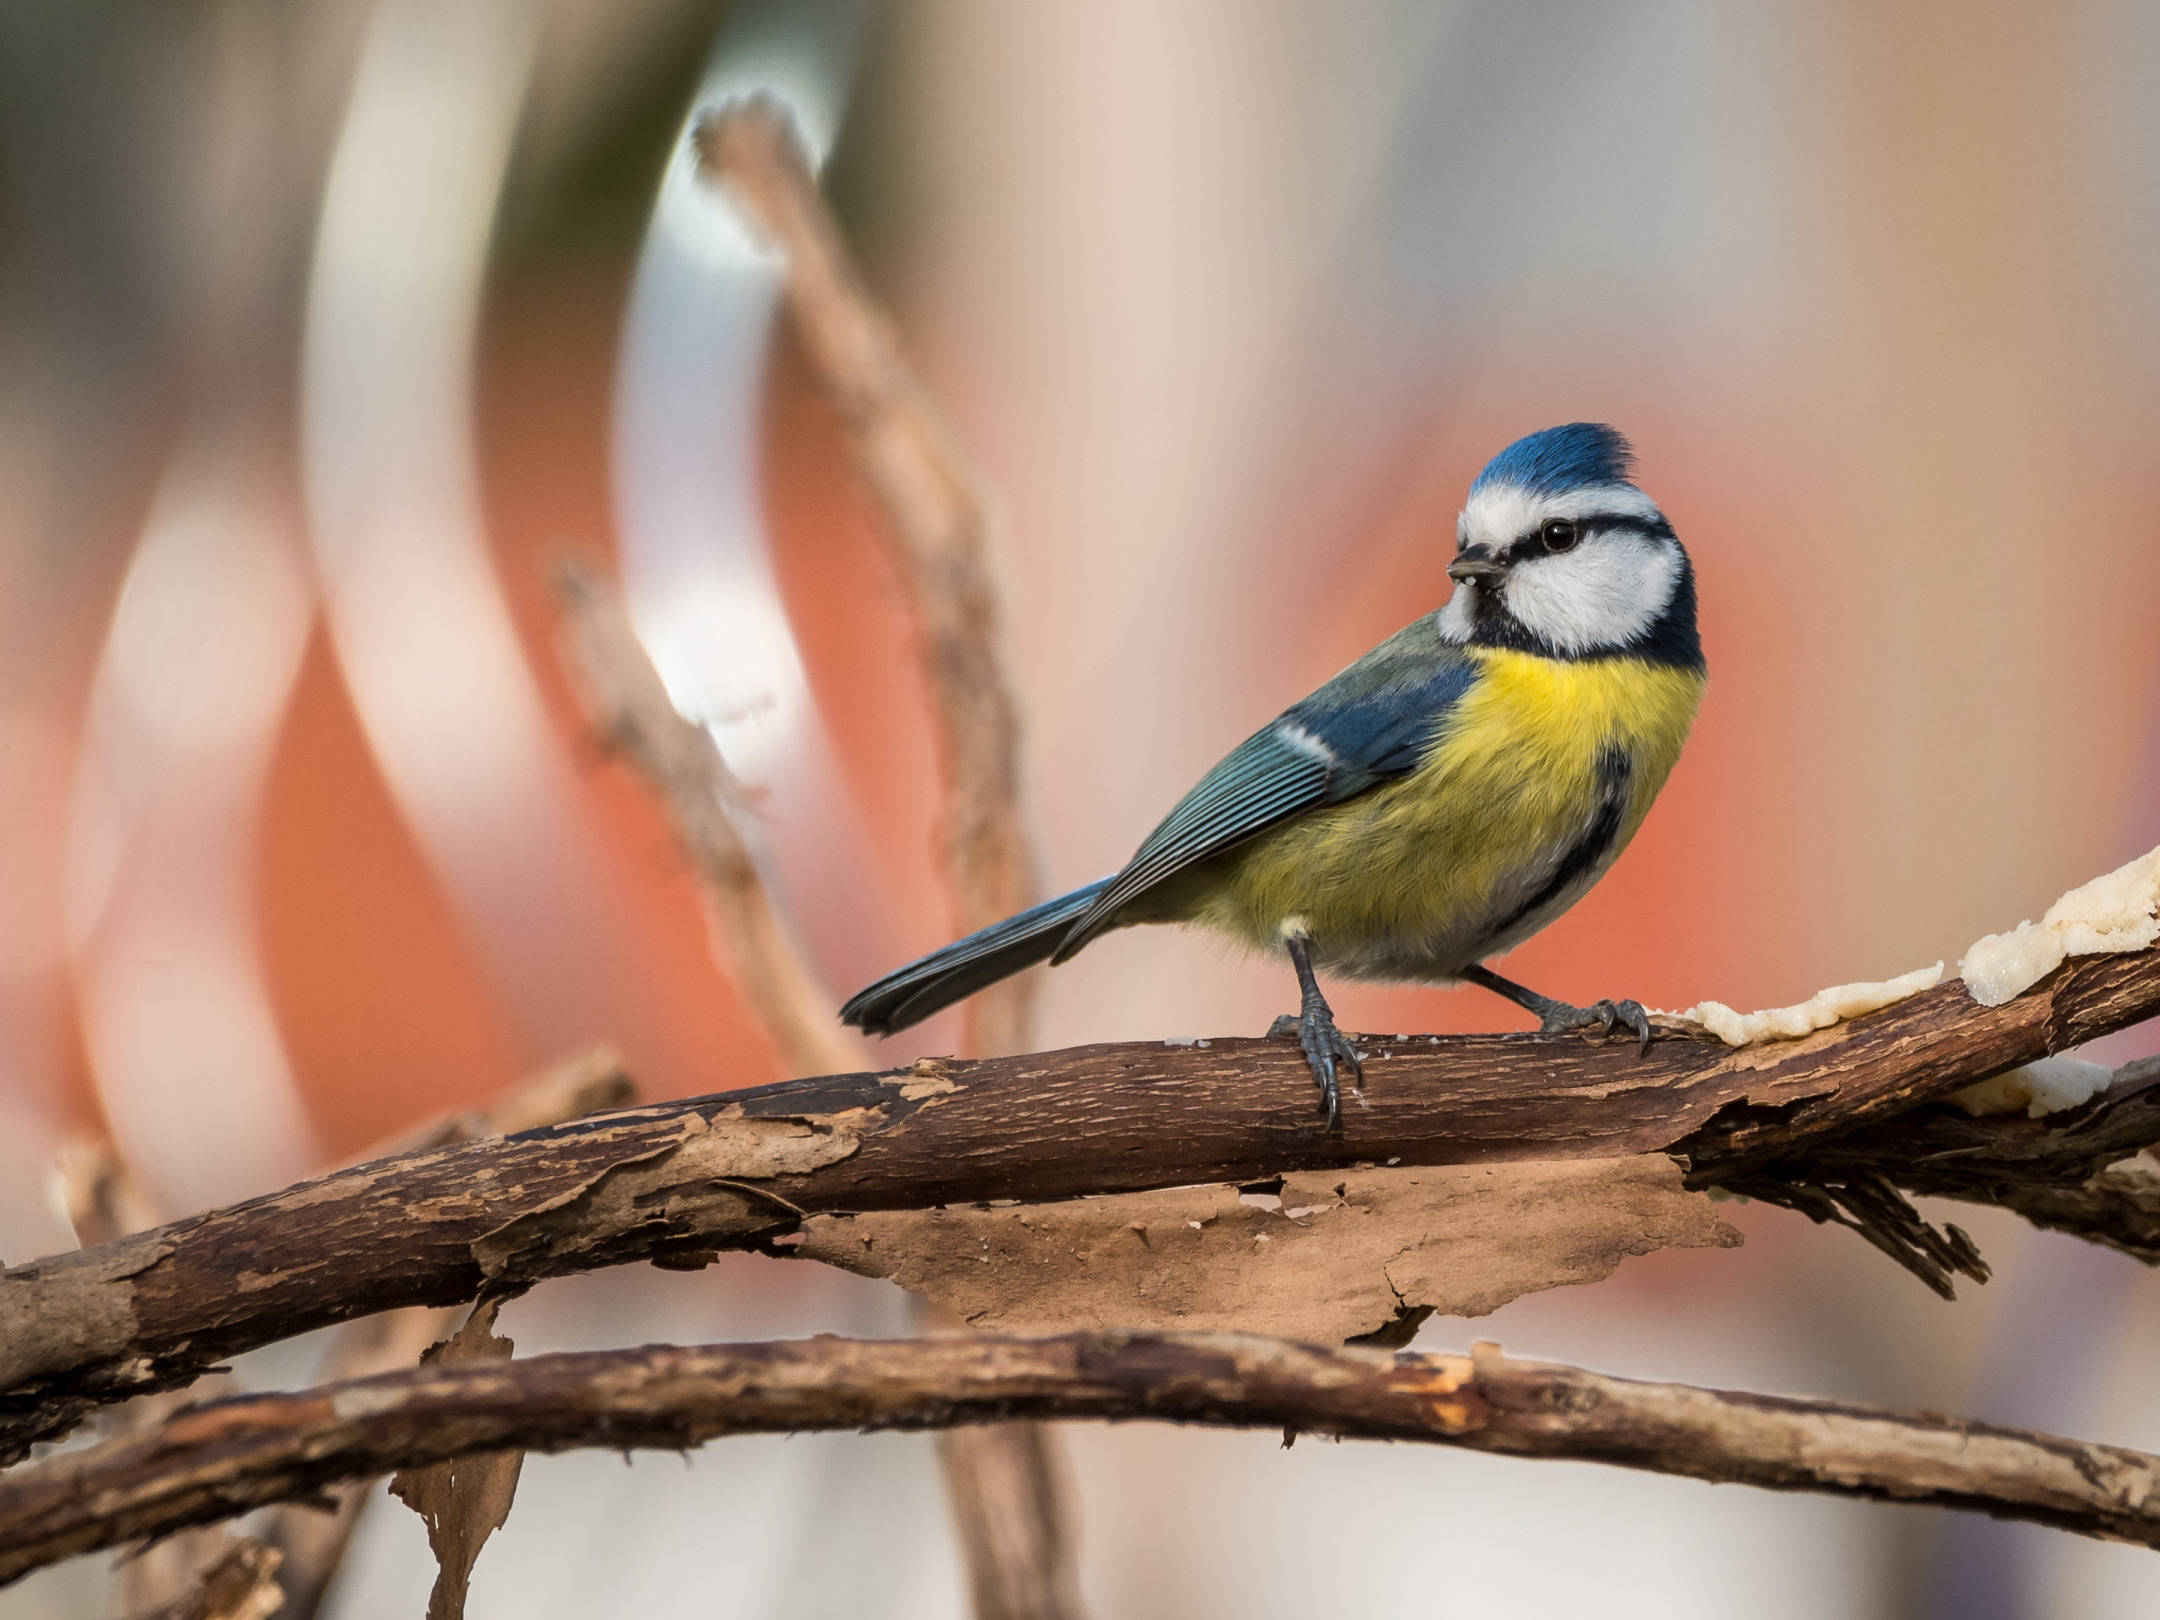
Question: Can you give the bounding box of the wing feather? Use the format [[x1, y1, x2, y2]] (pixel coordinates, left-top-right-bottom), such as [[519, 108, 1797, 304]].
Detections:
[[1051, 623, 1476, 960]]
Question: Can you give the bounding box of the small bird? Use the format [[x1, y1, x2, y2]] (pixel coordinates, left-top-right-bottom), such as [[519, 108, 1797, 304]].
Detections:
[[841, 423, 1705, 1127]]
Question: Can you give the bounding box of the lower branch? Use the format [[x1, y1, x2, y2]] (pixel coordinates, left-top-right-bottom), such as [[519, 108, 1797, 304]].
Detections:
[[6, 1333, 2160, 1587]]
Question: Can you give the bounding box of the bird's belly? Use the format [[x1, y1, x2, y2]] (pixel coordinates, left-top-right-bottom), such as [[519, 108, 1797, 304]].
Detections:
[[1177, 652, 1701, 980]]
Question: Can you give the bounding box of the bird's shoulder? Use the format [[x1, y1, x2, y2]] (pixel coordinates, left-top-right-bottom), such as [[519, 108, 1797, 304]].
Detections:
[[1278, 616, 1481, 785]]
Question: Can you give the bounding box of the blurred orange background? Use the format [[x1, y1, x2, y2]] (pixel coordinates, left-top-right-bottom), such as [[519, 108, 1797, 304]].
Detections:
[[4, 2, 2159, 1617]]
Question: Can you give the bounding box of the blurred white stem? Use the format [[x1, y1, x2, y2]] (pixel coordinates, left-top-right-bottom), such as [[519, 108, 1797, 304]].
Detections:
[[301, 0, 660, 1057], [66, 443, 320, 1217]]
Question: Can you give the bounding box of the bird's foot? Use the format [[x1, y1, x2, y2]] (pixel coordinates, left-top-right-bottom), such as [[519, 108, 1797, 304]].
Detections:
[[1537, 996, 1653, 1057], [1460, 964, 1655, 1058], [1269, 1005, 1362, 1129]]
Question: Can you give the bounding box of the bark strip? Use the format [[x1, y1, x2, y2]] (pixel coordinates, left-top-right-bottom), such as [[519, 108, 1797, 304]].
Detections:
[[6, 1331, 2160, 1588]]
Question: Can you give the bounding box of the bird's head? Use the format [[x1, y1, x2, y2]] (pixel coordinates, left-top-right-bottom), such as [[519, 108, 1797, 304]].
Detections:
[[1438, 423, 1700, 668]]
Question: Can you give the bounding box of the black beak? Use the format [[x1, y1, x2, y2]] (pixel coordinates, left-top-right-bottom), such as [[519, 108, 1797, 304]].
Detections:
[[1447, 552, 1505, 584]]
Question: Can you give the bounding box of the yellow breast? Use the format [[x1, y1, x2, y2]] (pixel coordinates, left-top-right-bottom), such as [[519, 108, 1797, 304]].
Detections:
[[1189, 649, 1704, 973]]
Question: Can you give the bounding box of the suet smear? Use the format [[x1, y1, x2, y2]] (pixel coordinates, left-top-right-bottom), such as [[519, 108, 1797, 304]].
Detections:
[[1960, 846, 2160, 1007], [1949, 1054, 2114, 1119], [1680, 962, 1942, 1047]]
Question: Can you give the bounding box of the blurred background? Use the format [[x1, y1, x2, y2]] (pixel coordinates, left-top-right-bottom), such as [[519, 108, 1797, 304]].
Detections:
[[5, 1, 2160, 1615]]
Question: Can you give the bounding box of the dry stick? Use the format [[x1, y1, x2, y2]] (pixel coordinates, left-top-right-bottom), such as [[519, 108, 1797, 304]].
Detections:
[[694, 98, 1040, 1060], [697, 97, 1077, 1620], [5, 943, 2159, 1468], [8, 1329, 2160, 1589], [554, 563, 867, 1079], [557, 558, 1081, 1618], [260, 1048, 635, 1620], [129, 1537, 284, 1620]]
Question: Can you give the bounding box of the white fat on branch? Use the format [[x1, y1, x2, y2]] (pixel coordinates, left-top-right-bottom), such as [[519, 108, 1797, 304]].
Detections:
[[1960, 846, 2160, 1008], [1949, 1055, 2116, 1120], [1676, 963, 1943, 1048]]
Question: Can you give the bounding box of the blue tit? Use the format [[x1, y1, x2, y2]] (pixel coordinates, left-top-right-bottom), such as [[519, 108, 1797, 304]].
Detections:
[[841, 422, 1705, 1128]]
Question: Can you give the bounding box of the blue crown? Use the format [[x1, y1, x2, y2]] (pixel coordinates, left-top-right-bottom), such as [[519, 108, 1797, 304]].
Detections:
[[1471, 423, 1635, 497]]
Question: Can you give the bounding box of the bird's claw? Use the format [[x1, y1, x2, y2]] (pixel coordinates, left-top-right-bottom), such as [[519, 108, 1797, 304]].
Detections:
[[1538, 996, 1653, 1057], [1276, 1005, 1362, 1129]]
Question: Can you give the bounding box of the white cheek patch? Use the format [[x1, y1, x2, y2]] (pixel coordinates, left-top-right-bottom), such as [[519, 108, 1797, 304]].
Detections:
[[1434, 582, 1476, 643], [1504, 534, 1681, 655]]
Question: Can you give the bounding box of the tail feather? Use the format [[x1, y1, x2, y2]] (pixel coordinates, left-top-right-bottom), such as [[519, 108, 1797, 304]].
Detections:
[[839, 877, 1115, 1037]]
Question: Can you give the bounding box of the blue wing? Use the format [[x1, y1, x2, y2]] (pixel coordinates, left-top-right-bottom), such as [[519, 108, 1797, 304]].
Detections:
[[1050, 619, 1477, 960]]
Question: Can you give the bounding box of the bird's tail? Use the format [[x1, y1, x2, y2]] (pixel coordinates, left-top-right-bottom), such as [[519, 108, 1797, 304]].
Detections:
[[838, 877, 1114, 1037]]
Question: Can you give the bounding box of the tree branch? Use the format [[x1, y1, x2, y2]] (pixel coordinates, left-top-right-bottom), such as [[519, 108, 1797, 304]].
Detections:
[[554, 547, 1081, 1618], [3, 943, 2157, 1465], [6, 1329, 2160, 1587]]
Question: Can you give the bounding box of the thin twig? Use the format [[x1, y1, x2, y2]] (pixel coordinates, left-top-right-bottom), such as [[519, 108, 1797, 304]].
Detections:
[[126, 1536, 283, 1620], [695, 97, 1042, 1060], [7, 1330, 2160, 1587], [553, 561, 868, 1080], [368, 1043, 639, 1158], [5, 942, 2159, 1467]]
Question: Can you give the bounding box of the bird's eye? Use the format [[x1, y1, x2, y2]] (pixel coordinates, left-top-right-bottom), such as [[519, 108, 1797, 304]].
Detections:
[[1541, 519, 1580, 554]]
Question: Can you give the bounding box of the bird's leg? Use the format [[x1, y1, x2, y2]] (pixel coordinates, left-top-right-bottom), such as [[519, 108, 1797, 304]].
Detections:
[[1266, 936, 1363, 1129], [1460, 963, 1652, 1056]]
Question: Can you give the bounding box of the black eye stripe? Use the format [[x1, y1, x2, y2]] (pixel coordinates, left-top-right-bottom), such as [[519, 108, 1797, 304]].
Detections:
[[1505, 513, 1671, 556]]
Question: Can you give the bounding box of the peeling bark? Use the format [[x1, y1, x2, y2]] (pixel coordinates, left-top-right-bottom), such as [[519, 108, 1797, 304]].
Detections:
[[389, 1301, 522, 1620], [799, 1157, 1740, 1342]]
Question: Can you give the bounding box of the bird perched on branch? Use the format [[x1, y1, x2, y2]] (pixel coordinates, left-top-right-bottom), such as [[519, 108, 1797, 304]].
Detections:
[[842, 423, 1705, 1128]]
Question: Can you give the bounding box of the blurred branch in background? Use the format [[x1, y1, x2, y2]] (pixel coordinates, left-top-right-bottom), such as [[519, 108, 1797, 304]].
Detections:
[[559, 549, 1082, 1620], [128, 1540, 285, 1620], [695, 97, 1042, 1061], [598, 92, 1078, 1620], [14, 1330, 2160, 1588], [555, 559, 867, 1080], [699, 95, 1080, 1620], [555, 562, 1078, 1619]]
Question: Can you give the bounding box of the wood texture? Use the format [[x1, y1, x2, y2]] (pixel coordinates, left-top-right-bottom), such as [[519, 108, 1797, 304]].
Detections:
[[8, 1331, 2160, 1587], [3, 946, 2156, 1465]]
